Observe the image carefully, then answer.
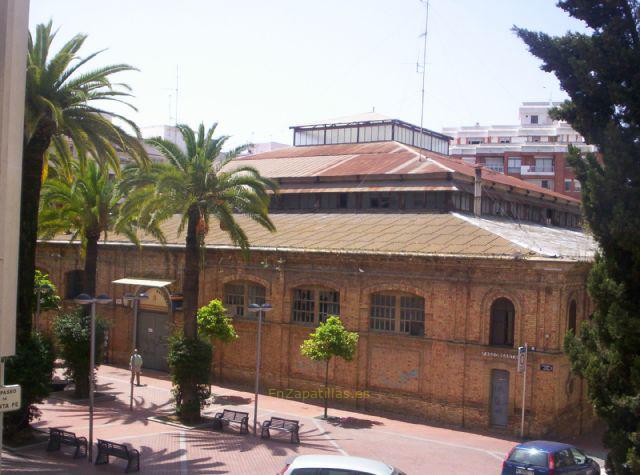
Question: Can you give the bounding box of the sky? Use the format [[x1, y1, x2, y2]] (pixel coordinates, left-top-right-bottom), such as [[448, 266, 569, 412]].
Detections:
[[29, 0, 589, 148]]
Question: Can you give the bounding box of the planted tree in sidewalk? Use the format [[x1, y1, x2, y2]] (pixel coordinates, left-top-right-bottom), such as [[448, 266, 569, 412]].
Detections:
[[134, 123, 276, 422], [53, 308, 108, 398], [39, 156, 162, 297], [516, 2, 640, 472], [300, 316, 358, 419]]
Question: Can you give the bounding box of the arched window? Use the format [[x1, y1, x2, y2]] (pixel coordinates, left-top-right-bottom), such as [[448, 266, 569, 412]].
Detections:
[[224, 282, 266, 318], [567, 300, 577, 334], [489, 298, 515, 347], [292, 287, 339, 324], [64, 270, 84, 299], [370, 292, 425, 336]]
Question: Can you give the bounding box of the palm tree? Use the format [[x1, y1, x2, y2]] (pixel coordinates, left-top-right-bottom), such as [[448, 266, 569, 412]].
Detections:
[[138, 123, 276, 420], [19, 21, 147, 341], [39, 156, 161, 297]]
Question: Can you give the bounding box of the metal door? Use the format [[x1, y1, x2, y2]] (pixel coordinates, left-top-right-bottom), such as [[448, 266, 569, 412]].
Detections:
[[137, 311, 170, 372], [490, 369, 510, 427]]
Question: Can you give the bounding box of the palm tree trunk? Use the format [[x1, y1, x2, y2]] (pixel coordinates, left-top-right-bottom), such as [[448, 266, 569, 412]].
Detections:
[[83, 234, 99, 296], [17, 128, 53, 344], [180, 206, 201, 421]]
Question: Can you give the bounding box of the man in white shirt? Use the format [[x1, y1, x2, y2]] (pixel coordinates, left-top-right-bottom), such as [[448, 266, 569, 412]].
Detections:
[[129, 348, 143, 386]]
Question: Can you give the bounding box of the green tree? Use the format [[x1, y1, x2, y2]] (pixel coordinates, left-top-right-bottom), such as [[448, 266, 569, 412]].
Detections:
[[39, 157, 161, 297], [197, 299, 238, 343], [53, 308, 108, 398], [33, 269, 61, 313], [516, 2, 640, 472], [300, 316, 358, 419], [20, 21, 146, 341], [135, 123, 276, 421]]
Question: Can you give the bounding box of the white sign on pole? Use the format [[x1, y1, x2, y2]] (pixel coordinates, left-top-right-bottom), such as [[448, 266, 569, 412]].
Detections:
[[0, 384, 21, 412], [517, 346, 527, 373]]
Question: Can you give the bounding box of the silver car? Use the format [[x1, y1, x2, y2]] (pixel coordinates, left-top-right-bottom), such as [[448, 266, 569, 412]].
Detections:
[[279, 454, 406, 475]]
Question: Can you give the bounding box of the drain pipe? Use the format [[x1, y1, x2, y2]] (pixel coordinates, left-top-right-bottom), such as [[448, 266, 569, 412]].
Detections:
[[474, 165, 482, 217]]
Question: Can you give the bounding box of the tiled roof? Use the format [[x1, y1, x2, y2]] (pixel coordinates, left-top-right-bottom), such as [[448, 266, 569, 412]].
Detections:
[[230, 141, 579, 204], [49, 213, 595, 261]]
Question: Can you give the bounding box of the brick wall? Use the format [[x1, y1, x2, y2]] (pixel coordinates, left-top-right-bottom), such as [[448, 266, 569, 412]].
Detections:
[[36, 242, 597, 438]]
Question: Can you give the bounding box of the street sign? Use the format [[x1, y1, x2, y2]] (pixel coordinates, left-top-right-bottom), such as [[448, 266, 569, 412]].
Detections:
[[517, 346, 527, 373], [0, 384, 21, 412]]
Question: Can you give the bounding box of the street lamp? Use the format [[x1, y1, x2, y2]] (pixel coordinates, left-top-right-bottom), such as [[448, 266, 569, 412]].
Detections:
[[74, 293, 112, 462], [122, 292, 148, 410], [248, 302, 272, 435], [34, 282, 52, 331]]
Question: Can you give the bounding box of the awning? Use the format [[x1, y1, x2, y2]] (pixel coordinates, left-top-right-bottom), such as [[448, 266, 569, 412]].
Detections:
[[112, 278, 173, 288]]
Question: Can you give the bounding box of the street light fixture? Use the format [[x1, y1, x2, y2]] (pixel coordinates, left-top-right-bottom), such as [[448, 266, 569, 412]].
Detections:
[[73, 293, 112, 462], [34, 282, 52, 331], [122, 292, 148, 410], [248, 302, 272, 436]]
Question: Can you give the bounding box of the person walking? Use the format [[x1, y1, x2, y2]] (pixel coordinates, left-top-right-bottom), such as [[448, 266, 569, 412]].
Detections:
[[130, 348, 143, 386]]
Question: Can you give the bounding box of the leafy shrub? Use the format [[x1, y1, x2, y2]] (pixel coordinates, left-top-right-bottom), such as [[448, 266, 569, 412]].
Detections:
[[3, 332, 55, 439], [33, 269, 61, 311], [197, 299, 237, 343], [167, 332, 212, 422], [53, 308, 108, 398]]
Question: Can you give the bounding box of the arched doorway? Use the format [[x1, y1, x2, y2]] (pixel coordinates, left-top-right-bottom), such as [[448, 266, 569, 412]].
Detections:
[[137, 288, 171, 371]]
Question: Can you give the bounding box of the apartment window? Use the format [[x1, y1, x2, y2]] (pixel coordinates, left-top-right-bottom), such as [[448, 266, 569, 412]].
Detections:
[[568, 300, 577, 334], [530, 115, 539, 124], [499, 137, 512, 144], [370, 292, 425, 336], [485, 158, 504, 173], [224, 282, 266, 318], [573, 179, 582, 191], [507, 158, 521, 173], [541, 180, 550, 189], [489, 298, 515, 347], [468, 137, 484, 145], [564, 179, 572, 192], [535, 157, 554, 172], [292, 287, 340, 324]]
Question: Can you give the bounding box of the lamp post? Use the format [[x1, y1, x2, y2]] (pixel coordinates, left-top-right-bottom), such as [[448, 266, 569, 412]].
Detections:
[[248, 303, 272, 435], [34, 282, 52, 331], [122, 292, 148, 411], [73, 293, 112, 462]]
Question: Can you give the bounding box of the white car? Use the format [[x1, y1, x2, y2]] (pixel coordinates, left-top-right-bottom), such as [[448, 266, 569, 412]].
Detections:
[[279, 454, 406, 475]]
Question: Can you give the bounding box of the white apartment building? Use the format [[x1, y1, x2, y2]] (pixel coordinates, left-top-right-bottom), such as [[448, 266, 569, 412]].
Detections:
[[443, 102, 596, 198]]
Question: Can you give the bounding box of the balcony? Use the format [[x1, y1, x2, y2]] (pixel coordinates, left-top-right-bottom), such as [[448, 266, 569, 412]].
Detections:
[[521, 165, 555, 176], [485, 164, 504, 173]]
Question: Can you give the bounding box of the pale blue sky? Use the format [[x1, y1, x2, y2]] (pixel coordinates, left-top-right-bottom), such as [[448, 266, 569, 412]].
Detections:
[[29, 0, 587, 147]]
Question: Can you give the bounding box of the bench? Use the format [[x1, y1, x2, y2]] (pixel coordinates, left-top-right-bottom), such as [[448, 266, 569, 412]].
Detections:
[[95, 438, 140, 473], [46, 428, 87, 459], [213, 409, 249, 434], [261, 416, 300, 444]]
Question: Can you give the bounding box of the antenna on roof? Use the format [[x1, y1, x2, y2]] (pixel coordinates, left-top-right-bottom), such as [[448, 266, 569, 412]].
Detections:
[[418, 0, 429, 162]]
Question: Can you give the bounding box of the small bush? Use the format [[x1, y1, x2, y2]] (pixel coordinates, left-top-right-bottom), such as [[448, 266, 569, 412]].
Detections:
[[197, 299, 237, 343], [53, 308, 108, 398], [3, 332, 55, 439], [167, 333, 212, 421]]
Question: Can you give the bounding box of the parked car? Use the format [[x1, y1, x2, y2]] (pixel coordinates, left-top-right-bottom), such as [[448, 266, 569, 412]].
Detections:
[[279, 455, 406, 475], [501, 440, 601, 475]]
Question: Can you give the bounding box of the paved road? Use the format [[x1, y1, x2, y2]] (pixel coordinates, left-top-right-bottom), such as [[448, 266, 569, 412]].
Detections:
[[0, 364, 603, 474]]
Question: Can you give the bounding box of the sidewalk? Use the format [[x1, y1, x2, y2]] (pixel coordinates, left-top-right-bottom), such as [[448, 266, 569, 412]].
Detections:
[[1, 364, 604, 474]]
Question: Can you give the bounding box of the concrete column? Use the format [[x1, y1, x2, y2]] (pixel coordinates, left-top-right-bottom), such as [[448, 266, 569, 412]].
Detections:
[[0, 0, 30, 358]]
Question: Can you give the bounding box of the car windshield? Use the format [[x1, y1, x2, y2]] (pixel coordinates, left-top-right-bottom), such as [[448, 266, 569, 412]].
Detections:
[[508, 448, 549, 467]]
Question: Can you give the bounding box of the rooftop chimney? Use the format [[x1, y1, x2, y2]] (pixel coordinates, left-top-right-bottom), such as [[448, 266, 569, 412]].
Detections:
[[474, 166, 482, 217]]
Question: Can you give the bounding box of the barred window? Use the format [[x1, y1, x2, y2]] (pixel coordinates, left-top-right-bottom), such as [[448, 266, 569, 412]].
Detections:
[[370, 292, 425, 336], [224, 282, 266, 318], [292, 287, 340, 324]]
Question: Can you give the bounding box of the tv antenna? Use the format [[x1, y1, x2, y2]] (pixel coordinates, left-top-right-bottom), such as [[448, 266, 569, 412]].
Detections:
[[417, 0, 430, 161]]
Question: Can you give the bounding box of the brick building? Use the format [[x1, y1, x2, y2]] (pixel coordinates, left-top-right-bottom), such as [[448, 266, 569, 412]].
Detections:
[[443, 102, 597, 199], [36, 113, 597, 438]]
